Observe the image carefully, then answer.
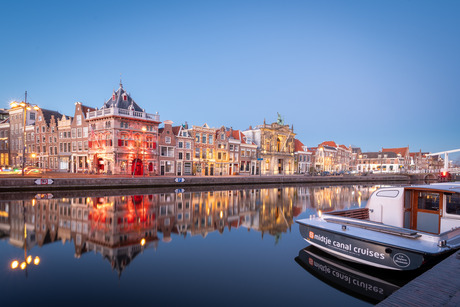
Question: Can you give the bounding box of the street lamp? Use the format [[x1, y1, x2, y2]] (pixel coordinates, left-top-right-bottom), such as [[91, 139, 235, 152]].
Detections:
[[10, 95, 40, 176]]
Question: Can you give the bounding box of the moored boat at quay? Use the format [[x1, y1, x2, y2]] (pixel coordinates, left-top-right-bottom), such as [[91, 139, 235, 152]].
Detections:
[[297, 182, 460, 270]]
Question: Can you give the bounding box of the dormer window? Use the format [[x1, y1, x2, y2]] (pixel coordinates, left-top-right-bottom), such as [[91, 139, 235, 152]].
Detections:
[[123, 94, 127, 101]]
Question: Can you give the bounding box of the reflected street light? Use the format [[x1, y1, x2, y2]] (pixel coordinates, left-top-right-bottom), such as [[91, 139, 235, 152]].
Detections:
[[10, 93, 40, 176]]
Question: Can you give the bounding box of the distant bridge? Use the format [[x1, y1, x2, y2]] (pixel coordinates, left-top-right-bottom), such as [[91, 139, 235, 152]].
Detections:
[[426, 148, 460, 173]]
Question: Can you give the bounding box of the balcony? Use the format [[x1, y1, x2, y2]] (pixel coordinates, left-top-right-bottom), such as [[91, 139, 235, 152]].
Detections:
[[87, 107, 160, 122]]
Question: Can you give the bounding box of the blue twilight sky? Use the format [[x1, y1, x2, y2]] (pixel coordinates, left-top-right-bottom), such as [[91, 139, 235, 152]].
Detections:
[[1, 0, 459, 156]]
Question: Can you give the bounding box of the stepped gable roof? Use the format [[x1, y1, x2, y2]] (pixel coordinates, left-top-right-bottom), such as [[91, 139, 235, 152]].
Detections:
[[294, 139, 305, 152], [382, 147, 409, 156], [102, 83, 143, 112], [41, 109, 63, 124], [320, 141, 337, 148]]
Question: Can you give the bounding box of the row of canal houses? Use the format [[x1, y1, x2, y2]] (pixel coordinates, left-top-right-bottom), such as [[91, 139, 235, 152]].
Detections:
[[0, 83, 443, 175]]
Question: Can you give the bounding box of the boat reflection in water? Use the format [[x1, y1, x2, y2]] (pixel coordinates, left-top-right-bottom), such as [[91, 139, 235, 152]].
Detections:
[[1, 185, 378, 277], [295, 246, 426, 304]]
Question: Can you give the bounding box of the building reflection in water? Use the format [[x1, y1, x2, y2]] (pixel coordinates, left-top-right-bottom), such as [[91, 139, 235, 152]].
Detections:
[[0, 185, 377, 277]]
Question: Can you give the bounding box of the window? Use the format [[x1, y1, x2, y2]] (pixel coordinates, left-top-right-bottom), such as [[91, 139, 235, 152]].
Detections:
[[178, 141, 183, 148], [417, 192, 439, 211], [446, 194, 460, 215], [186, 152, 191, 160], [202, 134, 207, 144], [83, 127, 88, 138], [76, 115, 82, 126], [195, 148, 200, 158], [195, 133, 200, 143], [161, 146, 174, 157], [186, 142, 191, 149], [178, 152, 183, 160], [77, 128, 82, 138], [71, 128, 76, 138], [165, 136, 171, 144]]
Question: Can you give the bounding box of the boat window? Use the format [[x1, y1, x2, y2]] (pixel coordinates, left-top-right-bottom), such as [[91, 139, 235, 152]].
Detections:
[[446, 194, 460, 215], [417, 192, 439, 211], [376, 190, 399, 198]]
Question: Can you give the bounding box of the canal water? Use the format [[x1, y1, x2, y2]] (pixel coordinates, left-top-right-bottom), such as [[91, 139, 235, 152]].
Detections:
[[0, 183, 414, 306]]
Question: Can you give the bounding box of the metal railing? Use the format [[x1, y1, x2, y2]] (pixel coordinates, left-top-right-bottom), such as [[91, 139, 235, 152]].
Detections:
[[87, 107, 160, 122]]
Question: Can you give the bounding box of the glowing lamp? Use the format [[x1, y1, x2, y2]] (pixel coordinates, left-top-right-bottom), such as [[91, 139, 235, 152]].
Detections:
[[318, 210, 322, 218], [140, 238, 146, 246], [26, 255, 32, 264], [11, 260, 19, 269], [20, 262, 27, 270], [34, 256, 40, 265]]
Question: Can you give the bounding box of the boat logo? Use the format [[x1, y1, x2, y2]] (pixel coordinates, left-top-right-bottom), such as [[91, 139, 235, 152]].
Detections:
[[392, 253, 411, 268], [309, 231, 314, 239], [308, 257, 314, 266]]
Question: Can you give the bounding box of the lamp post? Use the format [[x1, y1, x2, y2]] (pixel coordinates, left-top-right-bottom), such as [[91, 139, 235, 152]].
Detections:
[[10, 94, 39, 176]]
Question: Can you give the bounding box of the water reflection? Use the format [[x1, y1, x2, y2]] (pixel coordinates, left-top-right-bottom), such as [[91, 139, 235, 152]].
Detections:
[[295, 246, 424, 304], [0, 185, 378, 277]]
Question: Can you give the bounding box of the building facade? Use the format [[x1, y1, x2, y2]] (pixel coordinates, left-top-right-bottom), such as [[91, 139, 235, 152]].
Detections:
[[243, 118, 296, 175], [87, 83, 160, 175]]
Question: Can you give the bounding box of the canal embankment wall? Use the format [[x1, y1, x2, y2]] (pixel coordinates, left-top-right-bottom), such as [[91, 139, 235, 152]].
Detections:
[[0, 174, 416, 193]]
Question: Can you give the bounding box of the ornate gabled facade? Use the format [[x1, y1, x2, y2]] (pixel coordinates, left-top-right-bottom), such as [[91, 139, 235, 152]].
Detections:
[[188, 124, 216, 176], [243, 117, 296, 175], [70, 102, 95, 173], [34, 109, 63, 171], [158, 120, 176, 176], [173, 123, 194, 176], [215, 126, 230, 175], [57, 114, 73, 171], [86, 83, 160, 175], [227, 128, 257, 175]]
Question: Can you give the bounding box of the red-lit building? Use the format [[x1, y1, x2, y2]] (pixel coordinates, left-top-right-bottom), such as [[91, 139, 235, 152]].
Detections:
[[87, 83, 161, 175]]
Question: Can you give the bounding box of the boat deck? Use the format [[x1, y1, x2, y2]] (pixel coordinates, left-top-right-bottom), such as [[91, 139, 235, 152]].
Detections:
[[377, 250, 460, 306]]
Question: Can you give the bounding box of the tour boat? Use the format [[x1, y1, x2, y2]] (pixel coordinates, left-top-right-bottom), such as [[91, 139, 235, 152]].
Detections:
[[297, 182, 460, 270]]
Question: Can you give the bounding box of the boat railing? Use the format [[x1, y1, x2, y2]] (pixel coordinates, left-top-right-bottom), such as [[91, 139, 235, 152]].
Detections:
[[323, 214, 421, 239]]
